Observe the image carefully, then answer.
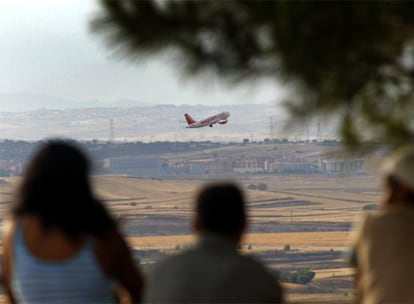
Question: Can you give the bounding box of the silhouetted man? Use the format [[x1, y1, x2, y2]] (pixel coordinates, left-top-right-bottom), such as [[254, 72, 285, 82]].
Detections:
[[145, 182, 284, 303]]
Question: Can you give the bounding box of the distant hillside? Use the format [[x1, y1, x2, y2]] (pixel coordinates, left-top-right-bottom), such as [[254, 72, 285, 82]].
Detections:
[[0, 104, 336, 142], [0, 93, 150, 111]]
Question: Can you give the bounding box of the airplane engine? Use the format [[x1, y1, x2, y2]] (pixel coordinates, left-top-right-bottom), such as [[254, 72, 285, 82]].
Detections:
[[218, 120, 228, 124]]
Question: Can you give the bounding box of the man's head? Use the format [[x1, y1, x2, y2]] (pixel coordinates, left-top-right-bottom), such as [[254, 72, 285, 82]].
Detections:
[[193, 182, 246, 241]]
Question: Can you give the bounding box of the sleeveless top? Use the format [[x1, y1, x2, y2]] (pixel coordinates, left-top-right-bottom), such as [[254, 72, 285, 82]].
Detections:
[[11, 222, 115, 303]]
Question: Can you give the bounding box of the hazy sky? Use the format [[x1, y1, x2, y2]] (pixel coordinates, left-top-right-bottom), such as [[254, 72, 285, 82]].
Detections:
[[0, 0, 286, 108]]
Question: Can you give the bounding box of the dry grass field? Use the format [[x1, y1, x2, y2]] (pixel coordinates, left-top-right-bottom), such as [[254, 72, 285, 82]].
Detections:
[[128, 231, 350, 251], [0, 173, 379, 303]]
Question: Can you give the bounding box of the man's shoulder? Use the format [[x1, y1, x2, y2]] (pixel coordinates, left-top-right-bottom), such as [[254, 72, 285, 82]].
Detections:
[[361, 208, 414, 227], [236, 254, 275, 275], [149, 248, 199, 271]]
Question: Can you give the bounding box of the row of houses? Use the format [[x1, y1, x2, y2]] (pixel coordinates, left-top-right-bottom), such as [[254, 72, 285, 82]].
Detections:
[[0, 154, 367, 177], [0, 160, 22, 176], [166, 156, 366, 175]]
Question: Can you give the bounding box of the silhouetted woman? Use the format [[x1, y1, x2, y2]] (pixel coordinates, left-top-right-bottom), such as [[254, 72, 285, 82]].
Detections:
[[0, 140, 144, 303]]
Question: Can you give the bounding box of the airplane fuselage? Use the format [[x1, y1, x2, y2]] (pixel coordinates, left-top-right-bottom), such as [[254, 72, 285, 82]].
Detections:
[[185, 112, 230, 128]]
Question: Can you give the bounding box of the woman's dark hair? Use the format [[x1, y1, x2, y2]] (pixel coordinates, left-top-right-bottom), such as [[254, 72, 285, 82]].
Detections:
[[13, 140, 116, 238]]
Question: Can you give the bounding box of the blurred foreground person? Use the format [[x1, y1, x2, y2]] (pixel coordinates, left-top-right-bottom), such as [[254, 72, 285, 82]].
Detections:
[[350, 146, 414, 304], [0, 140, 144, 303], [145, 182, 283, 303]]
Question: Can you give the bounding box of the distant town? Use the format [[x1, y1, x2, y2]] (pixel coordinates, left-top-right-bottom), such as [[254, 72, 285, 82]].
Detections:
[[0, 139, 368, 178]]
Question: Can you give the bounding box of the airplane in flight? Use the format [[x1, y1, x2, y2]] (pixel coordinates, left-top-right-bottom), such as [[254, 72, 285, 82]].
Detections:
[[184, 112, 230, 128]]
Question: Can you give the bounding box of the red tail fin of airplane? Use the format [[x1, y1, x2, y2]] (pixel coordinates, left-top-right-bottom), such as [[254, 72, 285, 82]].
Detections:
[[184, 113, 196, 125]]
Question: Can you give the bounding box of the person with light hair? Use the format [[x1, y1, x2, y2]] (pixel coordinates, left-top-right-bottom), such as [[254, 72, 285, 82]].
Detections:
[[350, 145, 414, 303]]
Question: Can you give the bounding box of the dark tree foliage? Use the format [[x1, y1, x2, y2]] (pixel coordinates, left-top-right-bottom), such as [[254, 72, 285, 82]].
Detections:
[[92, 0, 414, 151]]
